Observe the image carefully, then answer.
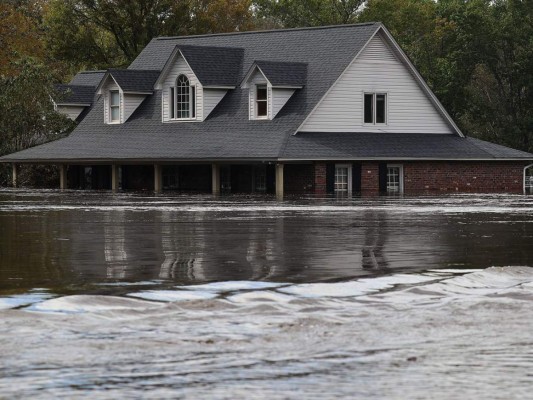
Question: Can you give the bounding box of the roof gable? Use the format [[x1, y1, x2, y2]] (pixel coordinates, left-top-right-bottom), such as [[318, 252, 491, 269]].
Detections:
[[155, 45, 244, 89], [241, 61, 307, 88], [297, 26, 463, 136], [97, 69, 160, 94]]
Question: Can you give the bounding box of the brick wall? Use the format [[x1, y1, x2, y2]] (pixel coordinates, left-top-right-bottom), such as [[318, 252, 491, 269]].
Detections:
[[404, 161, 527, 194], [361, 162, 380, 194], [285, 164, 315, 194], [310, 161, 529, 194]]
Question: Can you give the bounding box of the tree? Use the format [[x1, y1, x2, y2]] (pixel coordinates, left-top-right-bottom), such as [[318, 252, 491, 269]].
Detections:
[[254, 0, 365, 28], [461, 0, 533, 153], [0, 0, 47, 76], [0, 58, 75, 185], [44, 0, 256, 70]]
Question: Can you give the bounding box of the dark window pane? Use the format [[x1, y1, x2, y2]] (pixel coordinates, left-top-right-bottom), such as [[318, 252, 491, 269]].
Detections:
[[191, 86, 196, 118], [170, 87, 175, 119], [376, 94, 386, 123], [257, 101, 267, 117], [364, 94, 373, 123], [257, 86, 267, 101]]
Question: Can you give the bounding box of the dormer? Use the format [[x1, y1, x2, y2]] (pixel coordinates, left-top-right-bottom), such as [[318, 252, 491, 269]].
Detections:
[[96, 69, 160, 124], [155, 45, 244, 122], [53, 84, 96, 122], [241, 61, 307, 120]]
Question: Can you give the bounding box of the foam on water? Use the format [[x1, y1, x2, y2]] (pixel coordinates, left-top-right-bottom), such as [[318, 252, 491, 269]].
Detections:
[[1, 267, 532, 399], [28, 295, 163, 314], [127, 290, 218, 302]]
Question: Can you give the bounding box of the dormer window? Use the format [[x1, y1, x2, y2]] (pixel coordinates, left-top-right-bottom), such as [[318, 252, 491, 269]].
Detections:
[[170, 74, 196, 120], [109, 90, 120, 123], [256, 85, 268, 118]]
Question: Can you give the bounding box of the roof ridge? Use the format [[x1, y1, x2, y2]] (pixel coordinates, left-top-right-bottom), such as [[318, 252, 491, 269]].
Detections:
[[156, 22, 380, 41]]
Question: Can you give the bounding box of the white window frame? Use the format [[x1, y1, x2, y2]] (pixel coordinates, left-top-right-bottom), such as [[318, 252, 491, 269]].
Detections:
[[386, 164, 404, 194], [524, 164, 533, 194], [363, 92, 388, 125], [170, 74, 197, 121], [109, 90, 121, 124], [334, 163, 352, 193], [255, 85, 269, 120]]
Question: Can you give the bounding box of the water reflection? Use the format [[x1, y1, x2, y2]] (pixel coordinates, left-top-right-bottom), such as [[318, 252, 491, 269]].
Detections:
[[1, 191, 533, 294]]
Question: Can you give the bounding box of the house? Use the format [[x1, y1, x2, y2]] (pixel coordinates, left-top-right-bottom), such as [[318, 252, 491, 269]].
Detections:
[[2, 23, 533, 196]]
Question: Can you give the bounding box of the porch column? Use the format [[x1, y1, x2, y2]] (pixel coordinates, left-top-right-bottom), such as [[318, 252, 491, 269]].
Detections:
[[154, 164, 162, 193], [111, 164, 119, 192], [12, 163, 18, 188], [212, 164, 221, 195], [59, 164, 68, 190], [276, 163, 284, 200]]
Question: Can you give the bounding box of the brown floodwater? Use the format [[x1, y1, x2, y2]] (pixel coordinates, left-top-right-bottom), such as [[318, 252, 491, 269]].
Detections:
[[0, 189, 532, 399]]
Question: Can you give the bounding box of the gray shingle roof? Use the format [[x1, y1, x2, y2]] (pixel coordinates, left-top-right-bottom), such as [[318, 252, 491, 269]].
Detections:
[[280, 132, 533, 160], [254, 61, 307, 87], [106, 69, 160, 92], [54, 84, 96, 105], [69, 71, 106, 86], [176, 45, 244, 86], [2, 23, 531, 164]]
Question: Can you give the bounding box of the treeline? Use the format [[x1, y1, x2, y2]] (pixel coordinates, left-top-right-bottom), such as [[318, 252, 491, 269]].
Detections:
[[1, 0, 532, 184]]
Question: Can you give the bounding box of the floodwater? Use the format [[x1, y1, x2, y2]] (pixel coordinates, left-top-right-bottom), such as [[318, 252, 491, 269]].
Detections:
[[0, 189, 532, 399]]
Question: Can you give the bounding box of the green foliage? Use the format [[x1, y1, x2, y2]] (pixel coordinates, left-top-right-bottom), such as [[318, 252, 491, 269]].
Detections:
[[44, 0, 255, 69], [254, 0, 365, 27], [0, 58, 75, 185]]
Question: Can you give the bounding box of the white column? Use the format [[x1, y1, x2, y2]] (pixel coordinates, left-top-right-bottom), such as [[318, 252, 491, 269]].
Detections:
[[59, 164, 67, 190], [111, 164, 119, 192], [212, 164, 221, 195], [276, 163, 284, 200], [12, 163, 18, 188], [154, 164, 162, 193]]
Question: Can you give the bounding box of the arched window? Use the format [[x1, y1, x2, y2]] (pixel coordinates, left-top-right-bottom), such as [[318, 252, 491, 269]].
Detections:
[[525, 164, 533, 194], [170, 74, 196, 120]]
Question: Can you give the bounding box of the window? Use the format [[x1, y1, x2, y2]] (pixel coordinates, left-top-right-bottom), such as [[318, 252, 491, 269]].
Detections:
[[171, 75, 196, 120], [109, 90, 120, 123], [525, 165, 533, 194], [386, 164, 403, 194], [334, 164, 352, 193], [364, 93, 387, 124], [256, 85, 268, 118]]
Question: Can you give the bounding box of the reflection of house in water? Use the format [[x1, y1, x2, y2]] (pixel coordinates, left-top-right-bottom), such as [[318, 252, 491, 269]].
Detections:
[[158, 210, 207, 281], [104, 211, 128, 279], [361, 210, 389, 271]]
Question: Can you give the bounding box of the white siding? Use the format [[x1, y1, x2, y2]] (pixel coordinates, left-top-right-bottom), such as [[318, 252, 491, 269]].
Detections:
[[161, 53, 203, 122], [56, 105, 85, 121], [300, 32, 452, 134], [203, 89, 228, 120], [272, 88, 295, 117], [123, 94, 147, 121]]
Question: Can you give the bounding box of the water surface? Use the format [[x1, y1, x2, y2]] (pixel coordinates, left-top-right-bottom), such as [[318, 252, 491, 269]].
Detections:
[[0, 190, 532, 398]]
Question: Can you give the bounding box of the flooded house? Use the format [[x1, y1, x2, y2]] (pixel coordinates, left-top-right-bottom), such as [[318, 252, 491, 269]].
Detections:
[[2, 23, 532, 196]]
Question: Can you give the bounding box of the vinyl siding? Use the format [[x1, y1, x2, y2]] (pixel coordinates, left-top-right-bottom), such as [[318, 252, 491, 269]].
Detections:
[[161, 54, 203, 122], [272, 88, 295, 117], [56, 105, 85, 121], [300, 32, 452, 134], [203, 89, 228, 120], [123, 94, 147, 121]]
